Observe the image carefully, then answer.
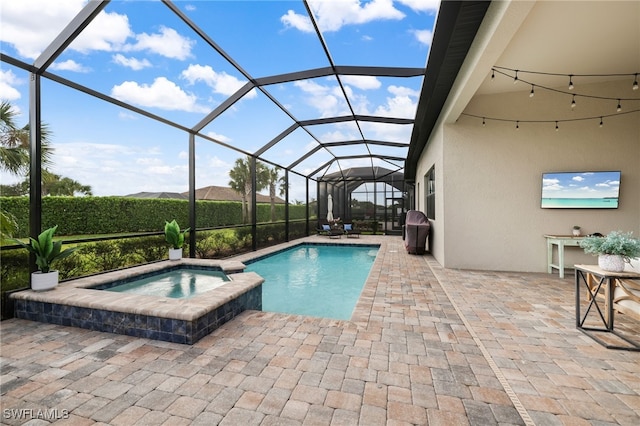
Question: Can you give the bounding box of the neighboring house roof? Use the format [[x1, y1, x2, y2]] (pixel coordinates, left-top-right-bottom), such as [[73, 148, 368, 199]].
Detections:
[[189, 185, 286, 204], [124, 192, 188, 199], [125, 187, 285, 203]]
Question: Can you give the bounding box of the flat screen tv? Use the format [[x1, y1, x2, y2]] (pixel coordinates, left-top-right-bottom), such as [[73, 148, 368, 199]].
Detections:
[[541, 171, 621, 209]]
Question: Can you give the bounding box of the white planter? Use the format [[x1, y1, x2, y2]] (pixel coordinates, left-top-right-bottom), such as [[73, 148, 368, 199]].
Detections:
[[572, 229, 581, 236], [169, 248, 183, 261], [31, 270, 59, 291], [598, 254, 625, 272]]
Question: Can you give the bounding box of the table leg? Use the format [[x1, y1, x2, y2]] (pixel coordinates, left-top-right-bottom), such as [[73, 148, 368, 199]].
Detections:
[[575, 270, 581, 327], [547, 240, 553, 274], [605, 278, 614, 330], [558, 241, 565, 279]]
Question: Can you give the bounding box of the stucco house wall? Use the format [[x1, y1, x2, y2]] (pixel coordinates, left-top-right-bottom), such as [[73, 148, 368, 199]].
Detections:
[[417, 79, 639, 272]]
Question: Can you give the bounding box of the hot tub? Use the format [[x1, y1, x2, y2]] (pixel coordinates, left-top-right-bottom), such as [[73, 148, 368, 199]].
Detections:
[[11, 259, 262, 344]]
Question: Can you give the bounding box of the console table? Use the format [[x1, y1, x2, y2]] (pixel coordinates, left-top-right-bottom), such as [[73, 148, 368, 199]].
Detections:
[[575, 265, 640, 351], [544, 235, 585, 278]]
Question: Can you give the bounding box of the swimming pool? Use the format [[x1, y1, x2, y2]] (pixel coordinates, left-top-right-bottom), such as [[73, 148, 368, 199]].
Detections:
[[245, 243, 379, 320]]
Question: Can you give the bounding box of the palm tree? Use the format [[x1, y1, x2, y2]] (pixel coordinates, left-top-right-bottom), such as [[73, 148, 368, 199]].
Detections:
[[229, 156, 270, 223], [44, 174, 92, 196], [0, 100, 29, 175], [0, 100, 53, 174], [265, 165, 281, 222], [229, 157, 251, 223], [1, 100, 53, 237], [0, 210, 19, 238]]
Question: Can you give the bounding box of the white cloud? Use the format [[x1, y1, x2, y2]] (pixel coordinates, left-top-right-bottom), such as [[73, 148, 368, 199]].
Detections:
[[572, 176, 585, 182], [411, 28, 433, 46], [281, 10, 314, 33], [118, 111, 139, 121], [111, 77, 209, 113], [69, 10, 133, 53], [397, 0, 440, 13], [124, 26, 194, 60], [49, 142, 193, 196], [361, 120, 412, 142], [205, 131, 233, 144], [50, 59, 90, 73], [294, 80, 350, 117], [374, 93, 417, 119], [0, 69, 23, 101], [341, 75, 381, 90], [181, 64, 255, 98], [0, 0, 87, 59], [112, 54, 152, 71], [388, 85, 420, 97], [283, 0, 405, 33]]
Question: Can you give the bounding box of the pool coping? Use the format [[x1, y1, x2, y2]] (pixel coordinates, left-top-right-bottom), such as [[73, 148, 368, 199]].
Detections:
[[10, 258, 262, 322]]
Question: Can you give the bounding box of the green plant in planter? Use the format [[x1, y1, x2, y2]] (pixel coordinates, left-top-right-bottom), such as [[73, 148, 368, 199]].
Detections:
[[579, 231, 640, 261], [164, 220, 190, 249], [13, 225, 78, 273]]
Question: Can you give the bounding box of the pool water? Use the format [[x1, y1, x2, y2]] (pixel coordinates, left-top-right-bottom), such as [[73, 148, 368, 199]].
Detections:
[[101, 269, 230, 299], [245, 244, 378, 320]]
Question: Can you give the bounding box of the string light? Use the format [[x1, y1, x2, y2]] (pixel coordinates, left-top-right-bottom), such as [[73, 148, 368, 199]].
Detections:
[[465, 66, 640, 130], [460, 109, 640, 130], [491, 66, 640, 99]]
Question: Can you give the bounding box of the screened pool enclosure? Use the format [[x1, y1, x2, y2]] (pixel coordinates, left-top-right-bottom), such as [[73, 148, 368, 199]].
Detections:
[[1, 1, 489, 310]]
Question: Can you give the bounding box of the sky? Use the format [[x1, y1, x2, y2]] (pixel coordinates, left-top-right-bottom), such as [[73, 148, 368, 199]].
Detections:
[[542, 171, 621, 199], [0, 0, 440, 201]]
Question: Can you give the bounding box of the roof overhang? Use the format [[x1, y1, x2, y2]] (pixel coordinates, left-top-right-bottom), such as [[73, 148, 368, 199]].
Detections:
[[405, 1, 491, 181]]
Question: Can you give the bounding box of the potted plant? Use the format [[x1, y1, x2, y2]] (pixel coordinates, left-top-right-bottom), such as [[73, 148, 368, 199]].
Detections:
[[572, 225, 581, 236], [13, 225, 78, 291], [164, 219, 190, 260], [579, 231, 640, 272]]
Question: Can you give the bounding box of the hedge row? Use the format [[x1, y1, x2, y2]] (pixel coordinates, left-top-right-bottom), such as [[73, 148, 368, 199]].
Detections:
[[1, 196, 308, 237]]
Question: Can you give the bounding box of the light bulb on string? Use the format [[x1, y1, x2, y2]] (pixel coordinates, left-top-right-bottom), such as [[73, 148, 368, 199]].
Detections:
[[516, 121, 519, 130], [571, 95, 576, 109], [633, 74, 638, 90], [513, 70, 519, 84], [491, 69, 495, 80], [482, 117, 486, 127], [529, 85, 535, 97], [568, 75, 574, 90], [599, 117, 603, 128], [555, 121, 559, 131], [617, 99, 622, 112]]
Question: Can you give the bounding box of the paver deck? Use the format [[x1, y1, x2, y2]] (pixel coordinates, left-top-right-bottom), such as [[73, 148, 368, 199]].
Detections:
[[1, 235, 639, 425]]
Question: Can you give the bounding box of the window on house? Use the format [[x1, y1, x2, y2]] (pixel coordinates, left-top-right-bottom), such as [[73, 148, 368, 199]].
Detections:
[[425, 166, 435, 220]]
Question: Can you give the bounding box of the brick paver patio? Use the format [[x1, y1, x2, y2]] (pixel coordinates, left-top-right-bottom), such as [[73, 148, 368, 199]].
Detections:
[[1, 235, 639, 425]]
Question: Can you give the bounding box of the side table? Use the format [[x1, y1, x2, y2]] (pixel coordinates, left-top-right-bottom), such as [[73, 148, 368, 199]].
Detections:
[[575, 264, 640, 351], [545, 235, 585, 278]]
